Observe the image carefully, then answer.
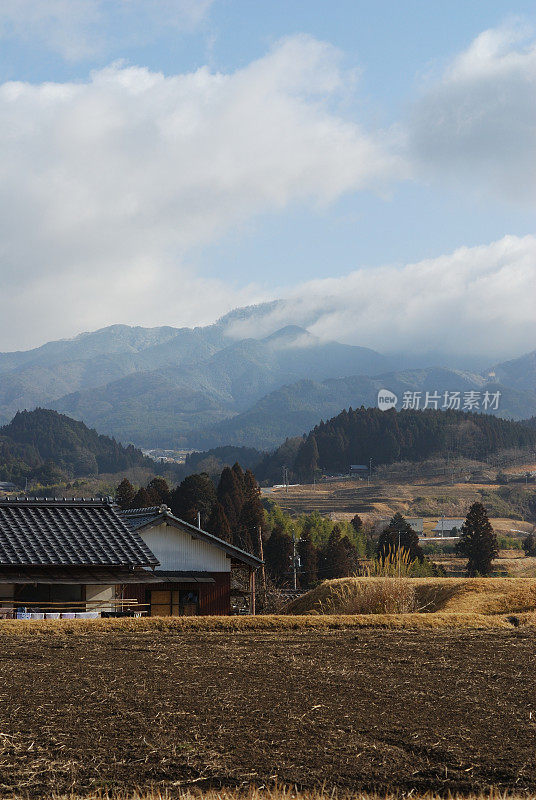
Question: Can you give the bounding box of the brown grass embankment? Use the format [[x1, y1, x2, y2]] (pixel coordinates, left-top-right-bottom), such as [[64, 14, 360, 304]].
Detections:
[[0, 598, 536, 640], [0, 609, 533, 636], [285, 577, 536, 617]]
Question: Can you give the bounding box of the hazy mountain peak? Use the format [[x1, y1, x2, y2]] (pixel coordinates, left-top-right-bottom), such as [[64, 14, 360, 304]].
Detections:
[[262, 325, 316, 348]]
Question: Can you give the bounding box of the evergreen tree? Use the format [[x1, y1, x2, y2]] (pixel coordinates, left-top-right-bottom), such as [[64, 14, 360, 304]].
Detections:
[[264, 525, 293, 583], [321, 524, 356, 579], [146, 477, 171, 506], [217, 466, 244, 529], [294, 434, 319, 482], [231, 462, 246, 493], [456, 502, 498, 576], [206, 501, 233, 543], [238, 498, 264, 555], [130, 487, 153, 509], [115, 478, 136, 509], [170, 473, 216, 526], [377, 512, 424, 562], [522, 533, 536, 557], [298, 529, 318, 589], [243, 468, 261, 501], [350, 514, 364, 533]]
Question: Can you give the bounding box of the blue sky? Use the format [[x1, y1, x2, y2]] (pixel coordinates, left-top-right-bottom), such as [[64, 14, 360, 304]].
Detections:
[[0, 1, 534, 356]]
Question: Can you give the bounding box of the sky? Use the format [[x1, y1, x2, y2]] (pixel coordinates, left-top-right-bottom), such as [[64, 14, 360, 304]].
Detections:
[[0, 0, 535, 358]]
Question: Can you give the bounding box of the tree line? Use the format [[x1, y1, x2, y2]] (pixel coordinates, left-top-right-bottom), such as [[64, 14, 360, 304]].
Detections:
[[116, 462, 265, 556], [0, 409, 150, 484], [255, 407, 536, 484]]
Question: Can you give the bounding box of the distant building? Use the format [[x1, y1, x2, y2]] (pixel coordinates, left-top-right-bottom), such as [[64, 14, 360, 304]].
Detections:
[[432, 518, 465, 536], [350, 465, 369, 473], [377, 517, 423, 534], [0, 482, 18, 492]]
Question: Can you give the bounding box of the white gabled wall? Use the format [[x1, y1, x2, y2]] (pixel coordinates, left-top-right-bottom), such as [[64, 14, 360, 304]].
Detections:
[[139, 522, 230, 572]]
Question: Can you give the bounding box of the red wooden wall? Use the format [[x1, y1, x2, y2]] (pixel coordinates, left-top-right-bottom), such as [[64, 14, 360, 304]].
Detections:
[[120, 573, 231, 615]]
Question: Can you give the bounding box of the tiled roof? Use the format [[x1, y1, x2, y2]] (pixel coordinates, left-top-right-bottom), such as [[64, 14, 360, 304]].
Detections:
[[121, 506, 165, 531], [0, 499, 159, 567]]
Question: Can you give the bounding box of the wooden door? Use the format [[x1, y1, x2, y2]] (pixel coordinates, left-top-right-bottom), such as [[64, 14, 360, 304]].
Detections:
[[150, 590, 171, 616], [150, 590, 180, 616]]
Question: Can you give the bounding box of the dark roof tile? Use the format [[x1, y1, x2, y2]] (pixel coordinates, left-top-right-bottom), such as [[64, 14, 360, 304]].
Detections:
[[0, 500, 159, 567]]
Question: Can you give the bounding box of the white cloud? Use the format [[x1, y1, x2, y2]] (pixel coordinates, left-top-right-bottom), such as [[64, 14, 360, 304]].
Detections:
[[224, 235, 536, 360], [0, 36, 402, 350], [0, 0, 214, 60], [409, 24, 536, 205]]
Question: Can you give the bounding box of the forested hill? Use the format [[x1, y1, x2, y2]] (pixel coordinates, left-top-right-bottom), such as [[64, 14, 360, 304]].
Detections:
[[255, 407, 536, 484], [0, 409, 150, 486]]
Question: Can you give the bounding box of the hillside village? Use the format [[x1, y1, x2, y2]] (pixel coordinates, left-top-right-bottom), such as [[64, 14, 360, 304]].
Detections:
[[1, 2, 535, 797]]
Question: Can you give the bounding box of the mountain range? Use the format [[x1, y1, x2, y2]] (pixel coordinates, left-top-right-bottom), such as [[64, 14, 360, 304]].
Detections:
[[0, 305, 534, 451]]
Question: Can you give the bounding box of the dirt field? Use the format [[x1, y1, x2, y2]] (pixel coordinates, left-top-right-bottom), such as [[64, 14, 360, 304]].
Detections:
[[1, 627, 536, 797]]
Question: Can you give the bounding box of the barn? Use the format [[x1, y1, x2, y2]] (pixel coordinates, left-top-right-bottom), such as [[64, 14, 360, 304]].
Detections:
[[0, 498, 262, 617], [120, 505, 262, 616]]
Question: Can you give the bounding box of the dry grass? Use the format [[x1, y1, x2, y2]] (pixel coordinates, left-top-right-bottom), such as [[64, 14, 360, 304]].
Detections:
[[1, 578, 535, 634], [315, 578, 419, 614], [285, 576, 536, 617], [43, 789, 536, 800], [0, 610, 534, 635]]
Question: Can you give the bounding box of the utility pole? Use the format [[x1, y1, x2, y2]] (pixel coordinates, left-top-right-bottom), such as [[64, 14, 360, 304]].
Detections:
[[291, 528, 301, 591], [398, 529, 401, 578], [257, 526, 267, 608], [368, 457, 373, 487]]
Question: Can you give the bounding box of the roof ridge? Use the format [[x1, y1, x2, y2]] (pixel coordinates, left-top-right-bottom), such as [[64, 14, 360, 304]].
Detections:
[[0, 497, 116, 506], [121, 505, 168, 516]]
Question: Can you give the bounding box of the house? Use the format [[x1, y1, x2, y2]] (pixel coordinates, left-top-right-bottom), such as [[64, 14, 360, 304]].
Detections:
[[432, 518, 465, 537], [0, 498, 262, 618], [0, 498, 161, 617], [120, 505, 263, 616]]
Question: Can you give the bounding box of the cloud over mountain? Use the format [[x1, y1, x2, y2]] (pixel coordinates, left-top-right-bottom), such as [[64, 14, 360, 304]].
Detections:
[[0, 35, 400, 349], [0, 23, 533, 359], [224, 235, 536, 360]]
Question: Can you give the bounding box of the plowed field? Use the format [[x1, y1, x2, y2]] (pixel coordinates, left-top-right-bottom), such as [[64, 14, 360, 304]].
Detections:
[[0, 628, 534, 796]]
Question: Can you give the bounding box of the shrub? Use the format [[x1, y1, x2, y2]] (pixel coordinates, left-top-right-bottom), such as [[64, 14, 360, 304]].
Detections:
[[320, 578, 417, 614]]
